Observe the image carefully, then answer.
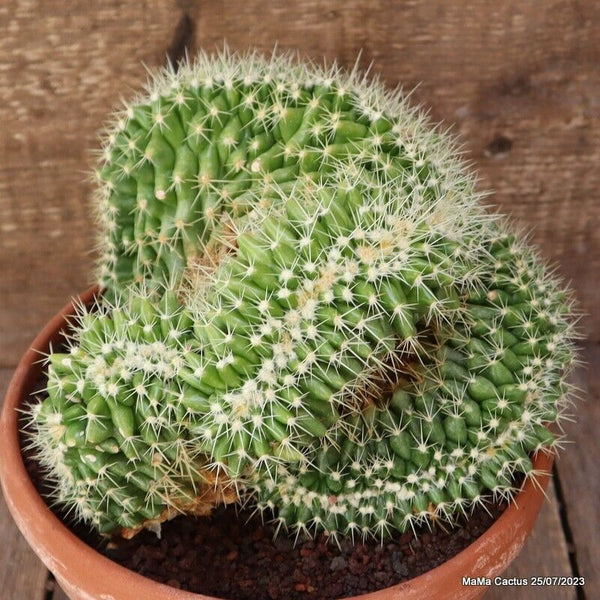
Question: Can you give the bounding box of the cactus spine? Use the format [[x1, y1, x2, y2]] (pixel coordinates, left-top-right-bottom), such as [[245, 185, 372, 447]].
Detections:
[[94, 50, 481, 293], [31, 50, 578, 540], [249, 223, 576, 539], [30, 290, 238, 533]]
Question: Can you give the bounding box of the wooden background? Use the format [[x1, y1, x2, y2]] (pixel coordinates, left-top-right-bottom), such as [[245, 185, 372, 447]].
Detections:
[[0, 1, 598, 599]]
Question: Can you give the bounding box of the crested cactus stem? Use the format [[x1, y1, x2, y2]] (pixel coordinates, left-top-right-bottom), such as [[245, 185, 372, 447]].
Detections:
[[29, 49, 579, 540], [93, 49, 485, 295], [28, 288, 239, 534]]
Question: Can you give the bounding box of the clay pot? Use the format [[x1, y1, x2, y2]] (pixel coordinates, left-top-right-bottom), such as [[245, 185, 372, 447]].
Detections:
[[0, 288, 554, 600]]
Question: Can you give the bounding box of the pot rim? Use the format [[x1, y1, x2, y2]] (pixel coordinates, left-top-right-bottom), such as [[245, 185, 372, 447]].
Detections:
[[0, 286, 554, 600]]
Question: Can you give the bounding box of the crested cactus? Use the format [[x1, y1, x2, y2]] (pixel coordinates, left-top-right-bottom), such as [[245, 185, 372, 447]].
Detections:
[[248, 222, 577, 539], [180, 172, 487, 476], [30, 289, 238, 534], [94, 49, 481, 294], [31, 50, 578, 542]]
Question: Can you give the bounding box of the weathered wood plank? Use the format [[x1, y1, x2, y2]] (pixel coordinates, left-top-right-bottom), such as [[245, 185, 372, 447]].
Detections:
[[51, 579, 70, 600], [487, 479, 575, 600], [0, 0, 182, 367], [1, 0, 599, 367], [0, 368, 49, 600], [555, 344, 600, 600], [0, 162, 94, 369]]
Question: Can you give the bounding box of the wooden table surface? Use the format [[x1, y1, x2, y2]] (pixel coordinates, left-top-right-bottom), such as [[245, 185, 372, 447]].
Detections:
[[1, 2, 598, 599]]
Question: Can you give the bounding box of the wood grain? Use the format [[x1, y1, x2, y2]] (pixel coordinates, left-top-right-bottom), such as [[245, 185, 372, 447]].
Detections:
[[487, 480, 575, 600], [0, 0, 182, 366], [0, 0, 599, 367], [554, 344, 600, 600], [0, 368, 49, 600], [51, 579, 70, 600]]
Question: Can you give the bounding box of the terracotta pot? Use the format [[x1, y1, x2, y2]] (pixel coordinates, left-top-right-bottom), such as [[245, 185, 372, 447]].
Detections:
[[0, 287, 554, 600]]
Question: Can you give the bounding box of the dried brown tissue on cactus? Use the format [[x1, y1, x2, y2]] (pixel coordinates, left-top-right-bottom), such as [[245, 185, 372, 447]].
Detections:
[[27, 48, 579, 542]]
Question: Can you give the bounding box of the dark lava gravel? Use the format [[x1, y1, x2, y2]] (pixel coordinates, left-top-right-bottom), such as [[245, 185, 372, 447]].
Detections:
[[100, 502, 506, 600], [21, 376, 510, 600], [25, 451, 508, 600]]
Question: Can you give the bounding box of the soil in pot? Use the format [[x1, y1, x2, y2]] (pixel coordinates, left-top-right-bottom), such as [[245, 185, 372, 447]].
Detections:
[[21, 369, 514, 600], [101, 502, 508, 600]]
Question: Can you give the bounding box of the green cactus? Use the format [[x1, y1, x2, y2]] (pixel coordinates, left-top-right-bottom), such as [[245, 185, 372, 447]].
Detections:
[[94, 49, 481, 294], [31, 50, 578, 541], [30, 290, 239, 534], [248, 225, 577, 540], [179, 172, 488, 478]]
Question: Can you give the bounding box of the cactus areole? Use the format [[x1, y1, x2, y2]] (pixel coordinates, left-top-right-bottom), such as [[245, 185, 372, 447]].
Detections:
[[30, 50, 578, 543]]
